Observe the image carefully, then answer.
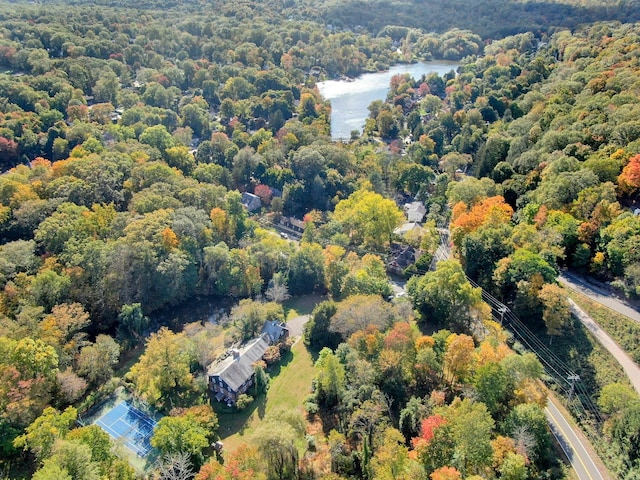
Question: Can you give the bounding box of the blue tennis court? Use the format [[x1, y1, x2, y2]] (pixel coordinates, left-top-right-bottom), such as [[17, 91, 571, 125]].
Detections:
[[94, 401, 157, 456]]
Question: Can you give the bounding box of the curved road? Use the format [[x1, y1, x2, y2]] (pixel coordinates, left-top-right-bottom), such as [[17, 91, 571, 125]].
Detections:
[[545, 398, 606, 480], [568, 299, 640, 394], [559, 271, 640, 394], [559, 272, 640, 323], [430, 232, 612, 479]]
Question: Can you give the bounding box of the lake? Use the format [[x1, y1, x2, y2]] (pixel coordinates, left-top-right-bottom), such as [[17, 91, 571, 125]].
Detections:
[[317, 60, 459, 141]]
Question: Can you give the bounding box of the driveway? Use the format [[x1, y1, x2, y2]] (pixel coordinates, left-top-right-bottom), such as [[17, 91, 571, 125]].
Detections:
[[286, 314, 310, 338]]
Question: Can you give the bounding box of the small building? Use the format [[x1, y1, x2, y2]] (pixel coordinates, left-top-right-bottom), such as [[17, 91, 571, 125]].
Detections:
[[208, 336, 270, 405], [394, 222, 421, 236], [241, 192, 262, 212], [280, 216, 305, 233], [387, 243, 419, 274], [404, 201, 426, 223], [261, 320, 289, 344]]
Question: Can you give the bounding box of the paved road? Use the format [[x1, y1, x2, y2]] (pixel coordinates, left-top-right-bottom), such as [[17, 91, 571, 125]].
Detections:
[[431, 231, 611, 479], [559, 272, 640, 323], [568, 299, 640, 395], [545, 398, 607, 480]]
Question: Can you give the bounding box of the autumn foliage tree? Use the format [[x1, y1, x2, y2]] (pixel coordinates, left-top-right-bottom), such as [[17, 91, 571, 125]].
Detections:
[[451, 196, 513, 250], [618, 154, 640, 195]]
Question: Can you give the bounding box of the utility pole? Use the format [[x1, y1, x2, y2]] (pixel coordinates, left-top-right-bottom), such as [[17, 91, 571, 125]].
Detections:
[[498, 305, 508, 325], [568, 374, 580, 402]]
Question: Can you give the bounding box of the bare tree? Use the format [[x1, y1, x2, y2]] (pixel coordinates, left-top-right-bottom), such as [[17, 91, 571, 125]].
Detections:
[[155, 452, 194, 480], [265, 274, 291, 304]]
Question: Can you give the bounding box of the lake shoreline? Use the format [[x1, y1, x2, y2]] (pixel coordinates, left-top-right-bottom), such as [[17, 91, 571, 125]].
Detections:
[[317, 60, 459, 141]]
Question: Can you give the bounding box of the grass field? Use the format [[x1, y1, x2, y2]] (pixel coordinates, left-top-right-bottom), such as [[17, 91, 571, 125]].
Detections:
[[215, 340, 316, 452], [284, 293, 326, 319]]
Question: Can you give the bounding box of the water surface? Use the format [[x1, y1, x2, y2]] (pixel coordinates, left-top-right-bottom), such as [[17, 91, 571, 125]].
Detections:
[[317, 61, 458, 141]]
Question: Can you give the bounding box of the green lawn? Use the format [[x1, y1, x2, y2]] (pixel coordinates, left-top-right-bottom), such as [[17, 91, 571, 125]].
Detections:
[[215, 340, 316, 452], [284, 293, 326, 319]]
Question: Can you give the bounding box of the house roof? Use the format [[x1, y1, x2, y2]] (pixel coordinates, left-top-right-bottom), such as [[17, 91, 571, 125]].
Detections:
[[207, 336, 269, 392], [261, 321, 288, 344], [241, 192, 262, 211], [404, 201, 426, 215], [394, 222, 421, 235]]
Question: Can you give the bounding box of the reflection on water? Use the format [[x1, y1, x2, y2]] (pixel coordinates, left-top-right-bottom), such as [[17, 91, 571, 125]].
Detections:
[[317, 61, 458, 141]]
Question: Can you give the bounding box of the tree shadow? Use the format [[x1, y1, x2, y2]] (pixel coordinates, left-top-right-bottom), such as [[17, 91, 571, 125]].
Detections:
[[266, 348, 294, 377], [532, 315, 602, 406], [211, 393, 266, 440]]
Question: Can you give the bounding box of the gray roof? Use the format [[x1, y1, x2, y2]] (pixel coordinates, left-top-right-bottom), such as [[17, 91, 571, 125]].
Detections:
[[208, 336, 269, 392], [261, 321, 288, 344]]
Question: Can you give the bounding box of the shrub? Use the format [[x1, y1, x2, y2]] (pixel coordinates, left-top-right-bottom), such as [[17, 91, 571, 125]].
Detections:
[[235, 394, 254, 410]]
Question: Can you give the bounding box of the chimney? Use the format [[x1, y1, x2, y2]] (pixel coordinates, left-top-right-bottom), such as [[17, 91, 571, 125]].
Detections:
[[231, 349, 240, 360]]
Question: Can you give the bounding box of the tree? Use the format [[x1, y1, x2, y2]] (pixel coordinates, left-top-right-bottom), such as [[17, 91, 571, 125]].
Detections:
[[443, 334, 475, 385], [140, 125, 175, 153], [155, 452, 195, 480], [32, 462, 72, 480], [537, 283, 570, 338], [65, 425, 115, 468], [304, 300, 340, 350], [493, 249, 557, 302], [151, 414, 211, 464], [618, 153, 640, 195], [598, 383, 640, 414], [116, 303, 150, 348], [314, 347, 346, 407], [196, 445, 265, 480], [287, 242, 325, 295], [127, 327, 198, 409], [76, 335, 119, 385], [56, 368, 87, 404], [41, 440, 100, 480], [399, 397, 430, 442], [446, 399, 494, 476], [265, 273, 291, 303], [503, 403, 551, 462], [231, 299, 284, 342], [253, 412, 304, 480], [370, 427, 416, 480], [472, 362, 509, 417], [329, 295, 396, 342], [430, 467, 461, 480], [407, 260, 485, 332], [1, 337, 59, 427], [498, 452, 527, 480], [333, 187, 404, 250], [13, 406, 77, 461]]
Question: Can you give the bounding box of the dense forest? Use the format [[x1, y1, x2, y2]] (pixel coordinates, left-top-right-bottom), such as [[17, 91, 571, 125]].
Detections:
[[1, 0, 640, 479]]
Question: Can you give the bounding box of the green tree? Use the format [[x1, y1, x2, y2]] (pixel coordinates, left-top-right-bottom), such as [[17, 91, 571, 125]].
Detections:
[[314, 347, 346, 407], [333, 187, 404, 250], [139, 125, 175, 153], [151, 414, 211, 464], [287, 242, 325, 295], [76, 335, 120, 385], [407, 260, 484, 332], [447, 399, 494, 476], [127, 327, 198, 409], [13, 406, 77, 461], [304, 300, 340, 351], [253, 411, 304, 480], [537, 283, 570, 338]]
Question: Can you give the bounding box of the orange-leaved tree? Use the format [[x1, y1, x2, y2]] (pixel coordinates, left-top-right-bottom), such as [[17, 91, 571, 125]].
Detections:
[[451, 195, 513, 249], [618, 153, 640, 195]]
